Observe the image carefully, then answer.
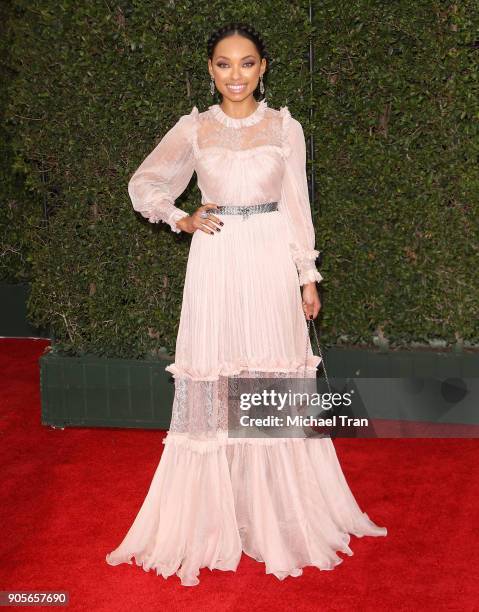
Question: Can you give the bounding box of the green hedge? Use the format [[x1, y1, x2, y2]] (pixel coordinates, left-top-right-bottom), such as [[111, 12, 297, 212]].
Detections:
[[2, 0, 478, 357], [0, 0, 42, 283]]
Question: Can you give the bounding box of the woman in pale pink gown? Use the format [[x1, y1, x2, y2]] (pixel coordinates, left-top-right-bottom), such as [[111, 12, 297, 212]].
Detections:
[[106, 23, 387, 586]]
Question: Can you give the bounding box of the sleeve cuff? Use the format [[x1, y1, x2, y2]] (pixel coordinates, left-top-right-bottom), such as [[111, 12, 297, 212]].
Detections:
[[167, 208, 190, 233], [289, 245, 323, 285], [299, 267, 323, 286]]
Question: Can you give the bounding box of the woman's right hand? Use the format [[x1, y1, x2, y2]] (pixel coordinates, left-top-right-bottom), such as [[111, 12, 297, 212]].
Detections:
[[176, 203, 224, 235]]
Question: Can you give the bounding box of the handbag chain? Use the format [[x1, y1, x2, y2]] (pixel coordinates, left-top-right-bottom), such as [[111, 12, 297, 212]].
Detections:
[[304, 317, 332, 395]]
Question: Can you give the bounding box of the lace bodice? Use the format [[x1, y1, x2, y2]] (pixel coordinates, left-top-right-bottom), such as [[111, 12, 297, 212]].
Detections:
[[127, 99, 322, 285]]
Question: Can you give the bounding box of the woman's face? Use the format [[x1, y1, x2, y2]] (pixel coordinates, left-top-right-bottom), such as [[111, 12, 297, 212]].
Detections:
[[208, 34, 266, 104]]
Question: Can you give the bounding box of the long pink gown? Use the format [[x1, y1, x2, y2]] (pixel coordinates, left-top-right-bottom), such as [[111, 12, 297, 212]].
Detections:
[[105, 98, 387, 586]]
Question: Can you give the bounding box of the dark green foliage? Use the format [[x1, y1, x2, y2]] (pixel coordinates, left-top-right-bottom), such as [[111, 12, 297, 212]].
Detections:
[[1, 0, 477, 356]]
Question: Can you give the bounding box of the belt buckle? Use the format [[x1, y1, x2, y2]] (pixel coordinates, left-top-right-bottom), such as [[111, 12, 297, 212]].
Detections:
[[242, 206, 252, 221]]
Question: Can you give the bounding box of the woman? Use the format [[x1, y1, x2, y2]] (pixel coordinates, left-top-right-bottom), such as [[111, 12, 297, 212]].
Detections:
[[106, 22, 387, 587]]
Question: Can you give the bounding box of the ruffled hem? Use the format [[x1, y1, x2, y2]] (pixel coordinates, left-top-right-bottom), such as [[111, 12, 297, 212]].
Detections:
[[161, 430, 323, 452], [167, 207, 190, 233], [105, 550, 240, 587], [299, 267, 324, 285], [105, 547, 343, 586], [106, 434, 387, 586], [164, 355, 322, 381]]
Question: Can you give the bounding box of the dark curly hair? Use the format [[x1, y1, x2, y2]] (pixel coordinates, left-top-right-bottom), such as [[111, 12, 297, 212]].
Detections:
[[207, 22, 271, 68]]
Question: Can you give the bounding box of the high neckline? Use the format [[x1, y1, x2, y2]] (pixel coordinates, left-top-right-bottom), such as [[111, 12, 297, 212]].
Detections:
[[208, 98, 268, 128]]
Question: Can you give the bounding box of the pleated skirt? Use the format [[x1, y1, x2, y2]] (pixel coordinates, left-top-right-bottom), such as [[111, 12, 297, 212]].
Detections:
[[105, 208, 387, 586]]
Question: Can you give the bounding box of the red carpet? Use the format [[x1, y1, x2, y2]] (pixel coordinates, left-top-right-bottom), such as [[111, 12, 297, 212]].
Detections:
[[0, 338, 477, 611]]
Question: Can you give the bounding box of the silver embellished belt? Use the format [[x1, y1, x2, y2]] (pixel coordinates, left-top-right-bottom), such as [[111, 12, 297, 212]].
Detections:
[[215, 201, 278, 221]]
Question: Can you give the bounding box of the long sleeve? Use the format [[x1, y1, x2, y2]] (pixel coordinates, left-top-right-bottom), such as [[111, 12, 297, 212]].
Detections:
[[128, 107, 198, 233], [279, 108, 323, 285]]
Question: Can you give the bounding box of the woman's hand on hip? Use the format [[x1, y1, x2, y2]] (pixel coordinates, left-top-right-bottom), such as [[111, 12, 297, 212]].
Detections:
[[176, 203, 224, 234], [302, 282, 321, 320]]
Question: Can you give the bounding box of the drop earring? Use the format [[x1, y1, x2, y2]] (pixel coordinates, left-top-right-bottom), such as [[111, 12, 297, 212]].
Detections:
[[210, 76, 215, 96], [259, 74, 265, 95]]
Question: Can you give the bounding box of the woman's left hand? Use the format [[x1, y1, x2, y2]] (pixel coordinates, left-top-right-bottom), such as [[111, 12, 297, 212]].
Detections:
[[301, 282, 321, 320]]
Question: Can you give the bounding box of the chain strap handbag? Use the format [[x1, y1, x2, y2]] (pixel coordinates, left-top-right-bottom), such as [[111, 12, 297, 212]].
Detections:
[[303, 317, 331, 395]]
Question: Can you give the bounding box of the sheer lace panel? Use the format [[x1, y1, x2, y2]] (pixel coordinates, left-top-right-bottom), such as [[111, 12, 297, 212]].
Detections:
[[169, 368, 317, 440], [196, 108, 283, 153]]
